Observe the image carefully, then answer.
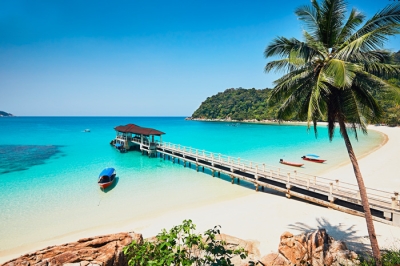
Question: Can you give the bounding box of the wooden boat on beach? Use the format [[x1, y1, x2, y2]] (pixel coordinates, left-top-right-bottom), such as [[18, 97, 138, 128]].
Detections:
[[98, 168, 116, 189], [279, 159, 304, 167], [301, 156, 326, 163]]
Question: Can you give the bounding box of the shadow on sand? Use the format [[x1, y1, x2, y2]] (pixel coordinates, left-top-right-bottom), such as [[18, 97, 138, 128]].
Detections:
[[101, 176, 119, 193], [287, 217, 370, 254]]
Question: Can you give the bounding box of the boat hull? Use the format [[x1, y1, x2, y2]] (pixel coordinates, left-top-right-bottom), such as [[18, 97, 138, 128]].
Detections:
[[98, 168, 116, 189], [302, 157, 326, 163], [280, 161, 304, 167], [98, 179, 114, 189]]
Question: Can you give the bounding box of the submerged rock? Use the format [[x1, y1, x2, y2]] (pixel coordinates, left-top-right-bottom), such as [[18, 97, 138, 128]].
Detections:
[[2, 232, 143, 266]]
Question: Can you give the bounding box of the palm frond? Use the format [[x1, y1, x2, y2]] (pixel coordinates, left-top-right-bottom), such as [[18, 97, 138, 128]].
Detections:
[[352, 3, 400, 40], [336, 25, 400, 60], [362, 62, 400, 80], [319, 0, 347, 46], [324, 59, 360, 88], [264, 37, 323, 63], [295, 3, 321, 40], [336, 8, 365, 47], [264, 58, 305, 73], [270, 66, 315, 102], [303, 31, 328, 58]]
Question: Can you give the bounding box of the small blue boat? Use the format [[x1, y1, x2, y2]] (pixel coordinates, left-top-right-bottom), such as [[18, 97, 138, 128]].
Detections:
[[114, 143, 126, 153], [98, 168, 116, 189]]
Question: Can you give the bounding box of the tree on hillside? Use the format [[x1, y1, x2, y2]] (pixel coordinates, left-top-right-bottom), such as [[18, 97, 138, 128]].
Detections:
[[264, 0, 400, 263]]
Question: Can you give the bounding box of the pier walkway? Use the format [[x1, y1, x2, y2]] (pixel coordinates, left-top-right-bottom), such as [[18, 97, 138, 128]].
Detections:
[[132, 140, 400, 227]]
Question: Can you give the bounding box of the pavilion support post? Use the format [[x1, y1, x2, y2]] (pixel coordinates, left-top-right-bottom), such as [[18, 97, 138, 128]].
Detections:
[[212, 170, 215, 177], [230, 175, 234, 184], [237, 178, 240, 184], [218, 171, 220, 177], [202, 166, 204, 172], [184, 161, 186, 167], [189, 162, 191, 167], [196, 164, 199, 172], [255, 184, 259, 192]]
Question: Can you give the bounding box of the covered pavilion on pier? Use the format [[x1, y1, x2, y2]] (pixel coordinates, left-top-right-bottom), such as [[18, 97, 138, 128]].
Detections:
[[111, 124, 165, 154]]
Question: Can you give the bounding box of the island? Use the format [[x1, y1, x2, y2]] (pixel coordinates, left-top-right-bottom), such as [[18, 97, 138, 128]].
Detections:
[[0, 111, 14, 117]]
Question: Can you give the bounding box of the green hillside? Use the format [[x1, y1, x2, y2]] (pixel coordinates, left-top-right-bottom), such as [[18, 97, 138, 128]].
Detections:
[[191, 87, 281, 121]]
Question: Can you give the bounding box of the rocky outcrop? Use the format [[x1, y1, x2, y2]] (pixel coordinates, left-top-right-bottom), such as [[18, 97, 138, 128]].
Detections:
[[215, 234, 261, 266], [2, 232, 142, 266], [259, 229, 359, 266]]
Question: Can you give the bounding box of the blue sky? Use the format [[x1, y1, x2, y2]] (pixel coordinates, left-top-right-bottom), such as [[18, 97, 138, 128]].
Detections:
[[0, 0, 398, 116]]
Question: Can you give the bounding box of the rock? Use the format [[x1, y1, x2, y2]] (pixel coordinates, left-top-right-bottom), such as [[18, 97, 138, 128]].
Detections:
[[260, 229, 359, 266], [259, 253, 289, 266], [214, 234, 261, 265], [2, 232, 143, 266]]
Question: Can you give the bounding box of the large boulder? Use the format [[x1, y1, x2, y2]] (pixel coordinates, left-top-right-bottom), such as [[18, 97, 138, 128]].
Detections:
[[259, 229, 358, 266], [2, 232, 142, 266]]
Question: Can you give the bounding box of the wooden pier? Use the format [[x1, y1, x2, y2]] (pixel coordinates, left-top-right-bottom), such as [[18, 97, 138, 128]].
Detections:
[[135, 141, 400, 227], [110, 124, 400, 227]]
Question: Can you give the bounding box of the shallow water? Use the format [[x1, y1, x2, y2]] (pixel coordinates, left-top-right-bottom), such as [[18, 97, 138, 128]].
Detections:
[[0, 117, 383, 252]]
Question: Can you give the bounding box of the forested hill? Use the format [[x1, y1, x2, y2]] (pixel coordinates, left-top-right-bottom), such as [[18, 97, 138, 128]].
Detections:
[[191, 88, 281, 121], [0, 111, 13, 117], [191, 51, 400, 123]]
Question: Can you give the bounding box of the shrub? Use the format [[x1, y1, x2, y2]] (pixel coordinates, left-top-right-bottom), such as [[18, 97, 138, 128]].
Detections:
[[123, 219, 254, 266]]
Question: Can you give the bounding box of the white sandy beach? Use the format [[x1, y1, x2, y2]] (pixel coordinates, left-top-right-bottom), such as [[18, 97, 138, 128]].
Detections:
[[1, 125, 400, 263]]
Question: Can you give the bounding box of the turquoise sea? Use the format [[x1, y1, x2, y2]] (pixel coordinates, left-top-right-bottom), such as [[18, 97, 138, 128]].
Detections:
[[0, 117, 383, 255]]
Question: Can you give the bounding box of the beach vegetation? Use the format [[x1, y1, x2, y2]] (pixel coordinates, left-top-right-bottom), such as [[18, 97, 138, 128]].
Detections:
[[264, 0, 400, 263], [360, 248, 400, 266], [123, 219, 253, 266]]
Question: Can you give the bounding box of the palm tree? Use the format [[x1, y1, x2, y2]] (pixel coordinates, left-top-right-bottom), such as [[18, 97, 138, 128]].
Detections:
[[264, 0, 400, 263]]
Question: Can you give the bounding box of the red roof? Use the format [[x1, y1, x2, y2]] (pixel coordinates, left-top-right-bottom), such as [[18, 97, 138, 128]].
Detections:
[[114, 124, 165, 136]]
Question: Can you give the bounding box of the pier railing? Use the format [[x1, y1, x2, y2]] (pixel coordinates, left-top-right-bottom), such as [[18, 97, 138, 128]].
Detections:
[[156, 141, 399, 221]]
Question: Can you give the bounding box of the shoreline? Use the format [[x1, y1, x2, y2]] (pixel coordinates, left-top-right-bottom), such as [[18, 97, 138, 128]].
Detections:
[[1, 124, 399, 263]]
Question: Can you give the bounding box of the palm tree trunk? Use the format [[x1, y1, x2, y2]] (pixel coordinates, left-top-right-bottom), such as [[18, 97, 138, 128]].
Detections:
[[338, 118, 381, 264]]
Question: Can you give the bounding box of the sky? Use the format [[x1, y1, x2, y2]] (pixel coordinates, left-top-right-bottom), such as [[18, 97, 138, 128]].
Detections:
[[0, 0, 399, 116]]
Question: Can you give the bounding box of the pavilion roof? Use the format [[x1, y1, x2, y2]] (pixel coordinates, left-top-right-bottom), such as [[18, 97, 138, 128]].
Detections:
[[114, 124, 165, 136]]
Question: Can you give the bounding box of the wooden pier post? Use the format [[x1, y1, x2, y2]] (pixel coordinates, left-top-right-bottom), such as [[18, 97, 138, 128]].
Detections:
[[202, 166, 204, 172], [230, 175, 234, 184], [189, 162, 191, 167], [196, 164, 199, 172], [184, 160, 186, 167], [237, 178, 240, 184], [255, 165, 259, 181], [212, 170, 215, 177], [218, 171, 220, 177], [328, 183, 335, 203], [286, 172, 292, 199], [255, 184, 259, 192]]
